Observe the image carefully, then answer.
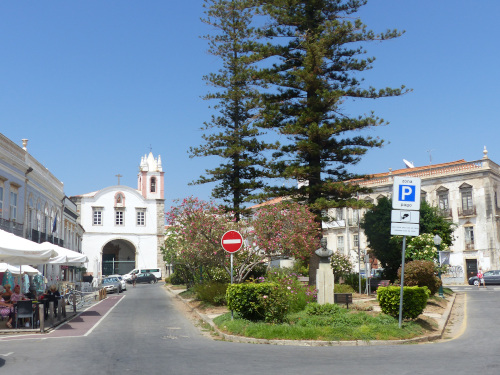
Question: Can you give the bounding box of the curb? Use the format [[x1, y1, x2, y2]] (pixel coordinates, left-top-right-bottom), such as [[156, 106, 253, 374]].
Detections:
[[166, 285, 457, 346]]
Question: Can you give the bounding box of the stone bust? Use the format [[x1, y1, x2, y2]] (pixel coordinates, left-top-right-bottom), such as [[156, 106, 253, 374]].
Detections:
[[315, 237, 333, 262]]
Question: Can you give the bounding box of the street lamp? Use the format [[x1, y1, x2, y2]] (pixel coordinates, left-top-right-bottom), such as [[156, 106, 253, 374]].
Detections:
[[433, 234, 444, 298]]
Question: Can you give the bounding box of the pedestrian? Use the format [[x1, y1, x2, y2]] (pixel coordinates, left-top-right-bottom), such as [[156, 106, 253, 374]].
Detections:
[[477, 268, 485, 289], [132, 273, 137, 288]]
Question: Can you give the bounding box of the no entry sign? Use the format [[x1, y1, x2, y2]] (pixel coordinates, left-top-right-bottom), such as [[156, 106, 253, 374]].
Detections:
[[221, 230, 243, 253]]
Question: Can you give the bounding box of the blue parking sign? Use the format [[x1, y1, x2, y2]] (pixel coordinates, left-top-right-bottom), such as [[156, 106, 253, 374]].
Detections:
[[392, 177, 421, 210]]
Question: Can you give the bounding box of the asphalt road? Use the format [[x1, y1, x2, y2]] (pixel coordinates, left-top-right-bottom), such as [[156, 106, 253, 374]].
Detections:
[[0, 284, 498, 375]]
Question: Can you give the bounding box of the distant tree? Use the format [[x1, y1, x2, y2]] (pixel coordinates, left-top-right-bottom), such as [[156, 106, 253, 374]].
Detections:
[[362, 197, 455, 281], [255, 0, 410, 218], [190, 0, 278, 221]]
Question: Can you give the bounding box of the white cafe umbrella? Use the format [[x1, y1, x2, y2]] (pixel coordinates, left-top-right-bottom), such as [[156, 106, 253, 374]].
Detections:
[[0, 230, 58, 264], [0, 263, 40, 275], [39, 242, 88, 265], [0, 262, 21, 274]]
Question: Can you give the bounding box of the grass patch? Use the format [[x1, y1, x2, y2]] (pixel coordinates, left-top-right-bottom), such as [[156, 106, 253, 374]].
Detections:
[[213, 307, 427, 341], [179, 288, 196, 299]]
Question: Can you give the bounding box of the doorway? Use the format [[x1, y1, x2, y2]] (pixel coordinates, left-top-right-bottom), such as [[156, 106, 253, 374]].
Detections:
[[466, 259, 478, 281]]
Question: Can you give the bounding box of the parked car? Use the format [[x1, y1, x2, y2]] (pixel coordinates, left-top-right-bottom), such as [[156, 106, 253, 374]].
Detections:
[[101, 277, 122, 293], [108, 274, 127, 291], [468, 270, 500, 286], [126, 272, 157, 284], [123, 268, 162, 281]]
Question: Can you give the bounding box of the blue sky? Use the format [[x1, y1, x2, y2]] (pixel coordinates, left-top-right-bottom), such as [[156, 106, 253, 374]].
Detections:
[[1, 1, 499, 210]]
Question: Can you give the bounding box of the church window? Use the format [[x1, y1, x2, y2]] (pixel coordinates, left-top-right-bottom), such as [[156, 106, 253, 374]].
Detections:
[[115, 209, 124, 226], [151, 177, 156, 193], [93, 207, 103, 225], [136, 208, 146, 226]]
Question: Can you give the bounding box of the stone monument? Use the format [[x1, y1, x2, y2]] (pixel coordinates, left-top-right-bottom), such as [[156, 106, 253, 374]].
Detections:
[[315, 237, 334, 305]]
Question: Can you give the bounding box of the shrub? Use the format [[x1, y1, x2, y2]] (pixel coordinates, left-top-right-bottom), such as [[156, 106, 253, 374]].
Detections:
[[259, 269, 316, 311], [398, 260, 441, 295], [170, 271, 185, 286], [193, 282, 229, 306], [258, 284, 291, 323], [377, 286, 430, 320], [305, 302, 343, 316], [342, 273, 366, 292], [334, 283, 355, 293], [226, 283, 277, 321]]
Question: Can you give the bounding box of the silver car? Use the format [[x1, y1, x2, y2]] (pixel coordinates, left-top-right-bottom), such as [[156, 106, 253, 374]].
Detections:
[[101, 277, 122, 293], [108, 274, 127, 291]]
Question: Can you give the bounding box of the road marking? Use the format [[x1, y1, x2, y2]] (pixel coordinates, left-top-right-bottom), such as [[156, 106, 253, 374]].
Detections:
[[0, 352, 13, 356], [454, 294, 467, 340], [84, 296, 125, 336]]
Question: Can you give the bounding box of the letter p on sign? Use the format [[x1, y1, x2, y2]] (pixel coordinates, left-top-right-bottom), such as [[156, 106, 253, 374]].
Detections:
[[399, 185, 415, 201]]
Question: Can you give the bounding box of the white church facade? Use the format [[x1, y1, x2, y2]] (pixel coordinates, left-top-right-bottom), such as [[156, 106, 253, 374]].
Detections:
[[71, 153, 165, 280]]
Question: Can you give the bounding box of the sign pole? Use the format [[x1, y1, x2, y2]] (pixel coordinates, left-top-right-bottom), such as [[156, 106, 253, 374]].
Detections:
[[230, 253, 234, 320], [221, 230, 243, 321], [398, 235, 407, 329]]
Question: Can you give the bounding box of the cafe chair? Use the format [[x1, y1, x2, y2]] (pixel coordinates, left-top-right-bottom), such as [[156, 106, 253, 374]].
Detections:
[[16, 300, 34, 328]]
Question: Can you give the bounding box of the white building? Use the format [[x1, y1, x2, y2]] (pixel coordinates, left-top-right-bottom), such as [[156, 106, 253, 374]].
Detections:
[[324, 147, 500, 284], [0, 133, 84, 284], [71, 152, 165, 280]]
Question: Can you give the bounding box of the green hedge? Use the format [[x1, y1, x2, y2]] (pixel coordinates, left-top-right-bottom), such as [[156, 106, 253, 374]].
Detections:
[[194, 282, 228, 306], [377, 286, 430, 320], [226, 283, 277, 321]]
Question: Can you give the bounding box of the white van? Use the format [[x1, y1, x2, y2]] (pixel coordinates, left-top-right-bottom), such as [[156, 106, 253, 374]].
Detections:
[[123, 268, 162, 281]]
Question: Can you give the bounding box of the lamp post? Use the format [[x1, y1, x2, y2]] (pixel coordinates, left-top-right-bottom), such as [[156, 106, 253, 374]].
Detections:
[[434, 234, 444, 298]]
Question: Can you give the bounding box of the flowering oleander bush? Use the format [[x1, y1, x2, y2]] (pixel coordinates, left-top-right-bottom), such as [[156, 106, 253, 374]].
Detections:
[[251, 201, 320, 262], [405, 233, 450, 262], [165, 197, 321, 284], [329, 252, 353, 279]]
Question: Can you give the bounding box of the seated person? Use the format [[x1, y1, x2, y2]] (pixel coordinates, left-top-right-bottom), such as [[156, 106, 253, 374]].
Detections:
[[0, 296, 15, 329], [25, 286, 38, 300], [42, 285, 61, 317], [10, 285, 27, 303], [1, 284, 12, 302]]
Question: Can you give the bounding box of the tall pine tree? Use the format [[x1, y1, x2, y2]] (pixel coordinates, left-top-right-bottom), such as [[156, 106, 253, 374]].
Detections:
[[256, 0, 410, 216], [190, 0, 278, 221]]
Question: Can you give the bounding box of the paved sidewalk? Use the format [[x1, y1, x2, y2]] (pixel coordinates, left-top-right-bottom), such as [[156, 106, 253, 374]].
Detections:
[[166, 285, 457, 346], [0, 295, 124, 341]]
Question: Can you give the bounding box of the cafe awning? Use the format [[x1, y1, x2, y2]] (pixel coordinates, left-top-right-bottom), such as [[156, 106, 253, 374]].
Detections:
[[0, 230, 58, 265], [39, 242, 89, 265]]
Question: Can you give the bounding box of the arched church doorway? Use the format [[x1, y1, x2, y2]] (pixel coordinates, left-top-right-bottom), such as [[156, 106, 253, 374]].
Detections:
[[102, 239, 136, 276]]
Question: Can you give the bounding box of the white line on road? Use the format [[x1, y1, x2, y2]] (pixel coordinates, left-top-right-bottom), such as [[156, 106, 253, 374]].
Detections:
[[0, 352, 13, 356]]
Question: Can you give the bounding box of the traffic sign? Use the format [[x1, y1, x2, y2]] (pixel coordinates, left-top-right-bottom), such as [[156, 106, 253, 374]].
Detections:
[[392, 176, 421, 210], [390, 222, 419, 236], [391, 209, 420, 224], [221, 230, 243, 253]]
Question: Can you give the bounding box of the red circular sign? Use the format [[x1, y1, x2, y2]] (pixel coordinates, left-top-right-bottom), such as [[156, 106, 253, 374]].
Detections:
[[221, 230, 243, 253]]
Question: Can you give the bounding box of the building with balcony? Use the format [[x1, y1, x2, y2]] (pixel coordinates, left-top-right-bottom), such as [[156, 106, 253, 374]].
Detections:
[[324, 147, 500, 283], [0, 132, 84, 283]]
